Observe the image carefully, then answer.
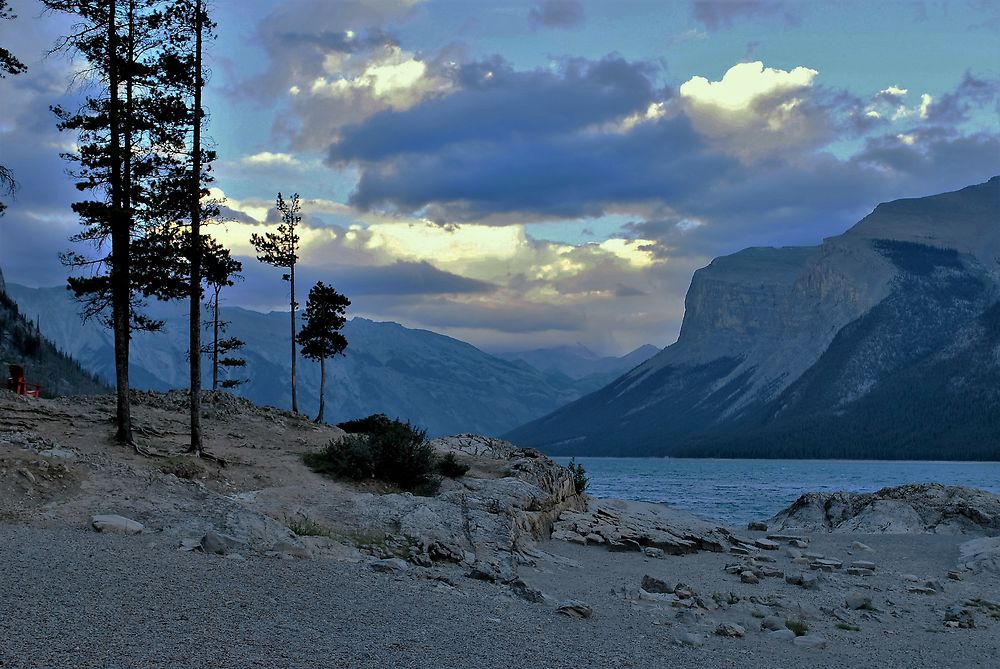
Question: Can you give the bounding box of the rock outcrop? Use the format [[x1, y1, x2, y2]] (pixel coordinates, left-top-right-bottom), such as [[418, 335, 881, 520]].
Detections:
[[766, 484, 1000, 535], [551, 498, 731, 554]]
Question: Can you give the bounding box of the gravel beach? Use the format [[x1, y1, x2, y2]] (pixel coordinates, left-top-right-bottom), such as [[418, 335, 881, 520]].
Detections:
[[1, 526, 997, 669]]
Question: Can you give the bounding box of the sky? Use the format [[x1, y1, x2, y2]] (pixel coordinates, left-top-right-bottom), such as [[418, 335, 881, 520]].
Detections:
[[1, 0, 998, 355]]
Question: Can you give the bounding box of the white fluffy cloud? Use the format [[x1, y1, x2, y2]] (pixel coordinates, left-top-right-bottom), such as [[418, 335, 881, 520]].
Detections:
[[680, 61, 817, 111], [678, 61, 826, 159]]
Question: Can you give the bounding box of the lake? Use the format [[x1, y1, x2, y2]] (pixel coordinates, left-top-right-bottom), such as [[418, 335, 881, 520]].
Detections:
[[552, 457, 1000, 527]]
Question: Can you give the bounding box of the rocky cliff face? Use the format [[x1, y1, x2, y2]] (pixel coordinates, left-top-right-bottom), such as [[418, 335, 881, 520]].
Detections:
[[506, 177, 1000, 458]]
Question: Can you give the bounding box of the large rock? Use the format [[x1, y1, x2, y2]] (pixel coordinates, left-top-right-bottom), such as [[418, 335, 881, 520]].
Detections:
[[768, 484, 1000, 535]]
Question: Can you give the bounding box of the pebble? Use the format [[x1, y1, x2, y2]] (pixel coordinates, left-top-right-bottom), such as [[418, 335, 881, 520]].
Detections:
[[740, 571, 760, 584]]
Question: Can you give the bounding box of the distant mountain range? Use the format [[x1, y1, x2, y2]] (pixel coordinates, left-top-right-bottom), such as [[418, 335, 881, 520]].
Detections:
[[5, 282, 657, 437], [506, 177, 1000, 460], [0, 268, 106, 398], [496, 343, 660, 394]]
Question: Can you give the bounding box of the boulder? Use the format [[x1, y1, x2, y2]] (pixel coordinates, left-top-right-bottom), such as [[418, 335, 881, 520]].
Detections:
[[768, 484, 1000, 535], [641, 575, 671, 594], [673, 632, 705, 647], [91, 515, 144, 535], [793, 635, 828, 649], [844, 591, 872, 610], [200, 531, 246, 555]]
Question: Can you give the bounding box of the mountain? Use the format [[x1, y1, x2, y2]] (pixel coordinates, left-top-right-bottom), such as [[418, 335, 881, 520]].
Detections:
[[496, 343, 660, 393], [0, 267, 106, 398], [4, 284, 590, 437], [505, 177, 1000, 460]]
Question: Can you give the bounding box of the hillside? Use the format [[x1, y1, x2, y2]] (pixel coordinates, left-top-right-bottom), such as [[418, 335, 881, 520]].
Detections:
[[3, 286, 590, 437], [496, 343, 660, 394], [505, 177, 1000, 459], [0, 268, 106, 398]]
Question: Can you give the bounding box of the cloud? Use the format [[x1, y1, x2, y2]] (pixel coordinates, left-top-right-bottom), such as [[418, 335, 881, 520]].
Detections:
[[528, 0, 585, 29], [922, 72, 1000, 124], [680, 61, 817, 111], [690, 1, 790, 30], [241, 152, 301, 167]]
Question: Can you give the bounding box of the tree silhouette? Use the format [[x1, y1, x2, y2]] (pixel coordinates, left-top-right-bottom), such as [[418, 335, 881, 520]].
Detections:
[[201, 237, 245, 390], [0, 0, 26, 216], [296, 281, 350, 423], [250, 192, 302, 413]]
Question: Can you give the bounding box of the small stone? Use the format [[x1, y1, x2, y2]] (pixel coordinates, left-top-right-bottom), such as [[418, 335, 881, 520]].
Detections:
[[372, 558, 409, 573], [770, 628, 796, 641], [740, 571, 759, 584], [754, 538, 780, 550], [673, 632, 705, 647], [907, 586, 937, 595], [947, 570, 963, 581], [747, 521, 768, 531], [730, 545, 751, 556], [641, 546, 664, 558], [786, 547, 803, 559], [792, 557, 811, 565], [790, 539, 809, 549], [16, 468, 36, 484], [793, 634, 828, 649], [715, 622, 746, 638], [847, 567, 875, 576], [91, 514, 144, 535], [270, 541, 312, 559], [851, 541, 874, 553], [760, 567, 784, 578], [556, 600, 593, 619], [510, 578, 548, 604], [850, 560, 876, 571], [845, 591, 872, 610], [200, 531, 245, 555], [641, 575, 671, 594], [673, 583, 696, 599], [585, 533, 606, 545], [761, 615, 784, 631]]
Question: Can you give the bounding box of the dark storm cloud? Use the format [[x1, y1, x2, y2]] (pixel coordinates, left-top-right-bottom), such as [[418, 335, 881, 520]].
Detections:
[[330, 56, 658, 163], [528, 0, 585, 29], [924, 72, 1000, 124], [690, 1, 790, 30]]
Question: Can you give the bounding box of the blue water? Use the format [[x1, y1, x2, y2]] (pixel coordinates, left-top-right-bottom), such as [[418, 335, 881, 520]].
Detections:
[[553, 458, 1000, 527]]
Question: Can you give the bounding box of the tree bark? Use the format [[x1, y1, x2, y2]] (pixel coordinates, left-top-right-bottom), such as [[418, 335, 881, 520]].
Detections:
[[188, 0, 203, 454], [108, 0, 132, 445], [315, 355, 325, 423], [290, 259, 298, 414], [212, 286, 219, 391]]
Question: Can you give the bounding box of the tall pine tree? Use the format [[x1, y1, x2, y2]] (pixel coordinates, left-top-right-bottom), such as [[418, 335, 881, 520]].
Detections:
[[296, 281, 349, 423], [250, 192, 302, 413]]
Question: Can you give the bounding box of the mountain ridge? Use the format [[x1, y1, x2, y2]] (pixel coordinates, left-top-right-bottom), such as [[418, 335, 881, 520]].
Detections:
[[505, 176, 1000, 459]]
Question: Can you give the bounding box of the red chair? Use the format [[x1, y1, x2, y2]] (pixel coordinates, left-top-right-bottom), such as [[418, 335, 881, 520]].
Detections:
[[6, 364, 41, 398]]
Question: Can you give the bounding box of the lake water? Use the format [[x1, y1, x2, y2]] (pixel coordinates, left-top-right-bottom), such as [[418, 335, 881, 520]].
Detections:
[[552, 457, 1000, 527]]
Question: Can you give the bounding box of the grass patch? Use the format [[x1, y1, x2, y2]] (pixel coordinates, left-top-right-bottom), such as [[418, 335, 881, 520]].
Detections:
[[835, 623, 861, 632], [284, 515, 332, 538], [785, 619, 809, 636], [751, 611, 765, 619]]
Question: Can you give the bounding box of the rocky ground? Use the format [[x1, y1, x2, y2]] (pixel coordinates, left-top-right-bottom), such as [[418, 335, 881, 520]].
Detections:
[[1, 390, 998, 667]]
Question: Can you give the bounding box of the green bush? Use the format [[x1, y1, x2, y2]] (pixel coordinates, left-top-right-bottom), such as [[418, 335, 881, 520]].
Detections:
[[567, 458, 589, 494], [336, 413, 395, 434], [438, 452, 470, 479], [785, 619, 809, 636], [306, 417, 440, 494]]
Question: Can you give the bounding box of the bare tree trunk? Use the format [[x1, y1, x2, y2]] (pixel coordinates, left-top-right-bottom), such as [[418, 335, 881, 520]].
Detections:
[[212, 287, 219, 391], [187, 0, 203, 454], [290, 260, 297, 413], [315, 355, 325, 423], [108, 0, 132, 445]]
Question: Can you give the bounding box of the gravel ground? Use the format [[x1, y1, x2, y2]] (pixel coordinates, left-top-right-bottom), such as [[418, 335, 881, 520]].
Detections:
[[1, 526, 998, 669]]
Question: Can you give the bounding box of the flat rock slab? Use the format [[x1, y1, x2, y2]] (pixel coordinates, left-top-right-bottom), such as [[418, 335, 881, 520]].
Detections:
[[554, 499, 730, 555], [91, 515, 144, 535]]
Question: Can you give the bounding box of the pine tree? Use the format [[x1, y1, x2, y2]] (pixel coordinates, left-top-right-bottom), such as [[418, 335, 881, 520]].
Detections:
[[201, 237, 245, 390], [296, 281, 350, 423], [250, 192, 302, 413]]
